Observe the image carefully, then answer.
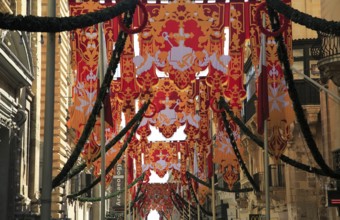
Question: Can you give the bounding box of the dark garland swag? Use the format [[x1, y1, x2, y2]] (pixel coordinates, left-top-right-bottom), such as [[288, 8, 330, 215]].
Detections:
[[0, 0, 138, 32], [52, 8, 136, 188], [76, 172, 145, 202], [186, 173, 214, 217], [219, 102, 260, 192], [131, 193, 145, 213], [186, 172, 253, 193], [264, 2, 340, 180], [170, 193, 187, 219], [55, 101, 149, 187], [266, 0, 340, 36], [172, 191, 198, 218], [171, 191, 191, 217], [129, 181, 144, 212], [170, 195, 189, 220], [0, 0, 339, 36], [67, 118, 141, 199], [219, 99, 333, 178]]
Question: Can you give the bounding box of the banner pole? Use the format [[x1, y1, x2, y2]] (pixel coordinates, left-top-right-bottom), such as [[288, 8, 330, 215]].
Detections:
[[41, 0, 56, 219], [211, 160, 216, 220], [264, 119, 270, 220], [124, 153, 128, 220], [261, 13, 270, 220], [98, 22, 106, 220]]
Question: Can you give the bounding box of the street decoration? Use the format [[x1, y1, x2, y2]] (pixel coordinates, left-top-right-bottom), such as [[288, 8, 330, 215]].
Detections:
[[1, 0, 339, 217], [69, 0, 118, 166], [249, 0, 294, 160], [140, 183, 176, 219], [65, 0, 297, 216]]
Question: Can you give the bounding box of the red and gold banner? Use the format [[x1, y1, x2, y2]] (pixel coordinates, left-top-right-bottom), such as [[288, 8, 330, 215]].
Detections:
[[197, 79, 211, 177], [249, 0, 294, 160], [140, 183, 177, 218], [137, 0, 227, 90], [142, 141, 181, 179], [213, 113, 243, 189], [69, 0, 118, 166], [224, 0, 247, 110]]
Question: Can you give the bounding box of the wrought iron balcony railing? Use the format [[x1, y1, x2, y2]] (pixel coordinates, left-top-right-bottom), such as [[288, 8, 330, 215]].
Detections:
[[319, 32, 340, 59]]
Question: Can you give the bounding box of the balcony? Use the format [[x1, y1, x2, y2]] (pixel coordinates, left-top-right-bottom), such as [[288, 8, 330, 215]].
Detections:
[[269, 164, 285, 188], [253, 172, 264, 193], [317, 32, 340, 86]]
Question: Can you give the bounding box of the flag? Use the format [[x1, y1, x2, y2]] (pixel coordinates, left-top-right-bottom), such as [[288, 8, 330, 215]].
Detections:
[[257, 32, 269, 135]]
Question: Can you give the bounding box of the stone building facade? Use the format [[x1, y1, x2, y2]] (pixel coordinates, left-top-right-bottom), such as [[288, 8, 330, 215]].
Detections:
[[40, 0, 92, 219], [0, 1, 40, 219], [0, 0, 92, 219]]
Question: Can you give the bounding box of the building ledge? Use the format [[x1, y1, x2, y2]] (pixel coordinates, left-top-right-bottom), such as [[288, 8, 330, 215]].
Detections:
[[318, 54, 340, 87]]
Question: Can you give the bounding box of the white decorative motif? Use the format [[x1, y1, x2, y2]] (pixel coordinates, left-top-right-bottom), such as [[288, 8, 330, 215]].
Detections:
[[269, 66, 279, 77], [133, 54, 154, 76], [210, 53, 231, 73], [268, 83, 290, 112], [157, 97, 179, 126], [86, 69, 97, 82]]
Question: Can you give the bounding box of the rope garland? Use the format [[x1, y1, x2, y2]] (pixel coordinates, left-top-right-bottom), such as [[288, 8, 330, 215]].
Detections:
[[172, 191, 198, 218], [117, 1, 148, 34], [219, 99, 260, 192], [56, 101, 149, 187], [256, 2, 289, 37], [52, 11, 135, 188], [0, 0, 138, 32], [186, 173, 214, 217], [170, 194, 189, 220], [129, 182, 143, 212], [67, 118, 141, 199], [265, 2, 340, 180], [186, 172, 253, 193], [266, 0, 340, 36], [219, 99, 335, 178], [76, 172, 145, 202]]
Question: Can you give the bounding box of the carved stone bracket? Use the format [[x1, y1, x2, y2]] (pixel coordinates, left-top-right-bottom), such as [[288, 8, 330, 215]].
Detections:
[[318, 54, 340, 87], [303, 105, 321, 136], [303, 106, 320, 125]]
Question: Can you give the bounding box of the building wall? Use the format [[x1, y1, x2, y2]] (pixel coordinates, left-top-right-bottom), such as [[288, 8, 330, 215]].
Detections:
[[40, 0, 74, 218], [292, 0, 321, 40], [321, 0, 340, 21], [39, 1, 92, 219], [236, 0, 336, 220], [0, 0, 37, 218], [319, 1, 340, 219]]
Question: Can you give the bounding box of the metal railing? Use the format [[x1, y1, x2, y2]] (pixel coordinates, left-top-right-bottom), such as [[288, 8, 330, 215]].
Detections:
[[319, 32, 340, 59]]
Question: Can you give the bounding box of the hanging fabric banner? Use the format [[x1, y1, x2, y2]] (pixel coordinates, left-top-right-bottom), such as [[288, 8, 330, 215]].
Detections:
[[249, 0, 295, 160], [140, 183, 176, 219], [224, 0, 247, 110], [69, 0, 117, 166], [136, 0, 227, 90], [197, 78, 211, 179]]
